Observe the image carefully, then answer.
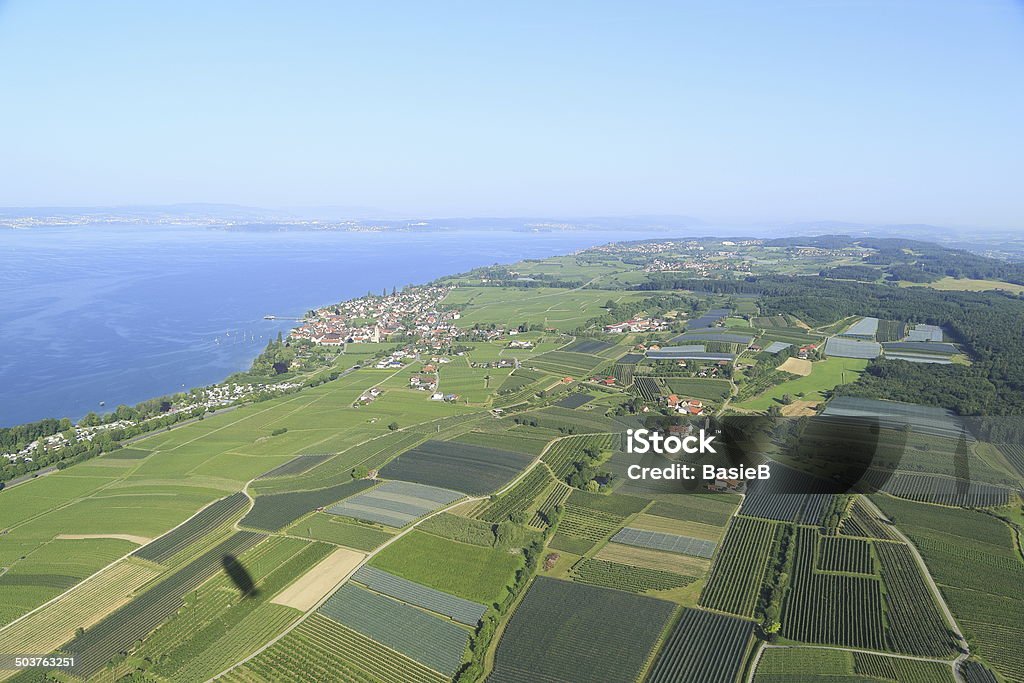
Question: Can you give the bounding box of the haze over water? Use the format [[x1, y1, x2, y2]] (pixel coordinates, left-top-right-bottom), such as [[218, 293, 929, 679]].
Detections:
[[0, 225, 668, 426]]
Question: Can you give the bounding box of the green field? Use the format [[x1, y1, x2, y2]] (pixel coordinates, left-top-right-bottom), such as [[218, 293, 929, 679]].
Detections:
[[734, 357, 868, 411], [369, 530, 521, 605]]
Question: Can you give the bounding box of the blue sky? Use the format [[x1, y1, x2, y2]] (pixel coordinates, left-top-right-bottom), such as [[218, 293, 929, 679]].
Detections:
[[0, 1, 1021, 226]]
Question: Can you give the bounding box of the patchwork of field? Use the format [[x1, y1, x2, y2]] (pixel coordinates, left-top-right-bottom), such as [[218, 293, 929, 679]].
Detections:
[[380, 439, 534, 495], [550, 490, 648, 555], [134, 491, 249, 563], [124, 537, 336, 682], [735, 357, 868, 411], [352, 565, 486, 625], [699, 516, 775, 617], [370, 530, 521, 605], [527, 350, 605, 376], [611, 527, 717, 558], [242, 479, 378, 531], [318, 583, 469, 675], [62, 530, 266, 678], [489, 577, 675, 683], [473, 465, 553, 524], [220, 612, 448, 683], [0, 560, 160, 677], [326, 480, 463, 528], [255, 453, 333, 479], [872, 495, 1024, 681], [441, 287, 647, 331], [287, 512, 396, 551]]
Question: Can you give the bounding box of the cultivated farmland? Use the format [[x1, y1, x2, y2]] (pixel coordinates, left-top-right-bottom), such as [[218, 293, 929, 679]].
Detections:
[[875, 541, 957, 656], [611, 527, 717, 558], [570, 558, 695, 593], [133, 491, 248, 564], [475, 465, 552, 523], [380, 439, 534, 495], [648, 608, 754, 683], [288, 513, 395, 551], [255, 454, 333, 479], [780, 527, 886, 650], [242, 479, 377, 531], [352, 565, 486, 625], [817, 535, 873, 574], [0, 560, 159, 671], [221, 612, 447, 683], [62, 531, 265, 679], [319, 583, 469, 675], [699, 516, 774, 617], [327, 480, 463, 528], [489, 577, 675, 683], [542, 433, 617, 479], [370, 530, 520, 604]]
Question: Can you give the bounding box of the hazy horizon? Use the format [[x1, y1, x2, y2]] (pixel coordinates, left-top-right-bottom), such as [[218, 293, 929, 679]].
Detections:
[[1, 1, 1022, 227]]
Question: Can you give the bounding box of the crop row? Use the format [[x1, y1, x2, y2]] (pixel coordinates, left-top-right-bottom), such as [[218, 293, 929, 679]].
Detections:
[[699, 516, 775, 617], [353, 565, 485, 626], [558, 505, 624, 542], [381, 439, 533, 496], [223, 612, 446, 683], [840, 499, 898, 541], [62, 531, 265, 679], [242, 479, 377, 531], [489, 577, 675, 683], [880, 472, 1010, 507], [319, 583, 469, 675], [781, 527, 886, 650], [256, 454, 333, 479], [875, 541, 958, 656], [648, 608, 754, 683], [817, 535, 873, 574], [251, 431, 426, 495], [633, 375, 660, 401], [542, 433, 616, 479], [0, 561, 159, 656], [527, 350, 603, 375], [140, 537, 333, 678], [612, 363, 634, 386], [854, 652, 954, 682], [476, 466, 551, 523], [529, 482, 571, 527], [571, 558, 694, 593], [133, 492, 249, 564]]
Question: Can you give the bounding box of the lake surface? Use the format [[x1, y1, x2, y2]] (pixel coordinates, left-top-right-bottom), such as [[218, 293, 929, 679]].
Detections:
[[0, 225, 669, 426]]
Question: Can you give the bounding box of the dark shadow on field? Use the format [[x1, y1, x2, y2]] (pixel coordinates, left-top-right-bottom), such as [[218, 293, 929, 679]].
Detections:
[[222, 554, 258, 598]]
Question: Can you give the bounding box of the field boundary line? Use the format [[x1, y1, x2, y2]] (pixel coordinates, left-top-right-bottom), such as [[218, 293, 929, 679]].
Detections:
[[209, 437, 561, 681]]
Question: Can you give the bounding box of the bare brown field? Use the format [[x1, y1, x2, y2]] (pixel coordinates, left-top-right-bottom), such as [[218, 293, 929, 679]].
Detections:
[[56, 533, 151, 545], [780, 400, 819, 416], [271, 547, 365, 611], [777, 357, 812, 376]]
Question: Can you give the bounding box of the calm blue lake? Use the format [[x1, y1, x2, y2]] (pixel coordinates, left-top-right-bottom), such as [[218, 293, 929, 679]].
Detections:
[[0, 225, 669, 426]]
